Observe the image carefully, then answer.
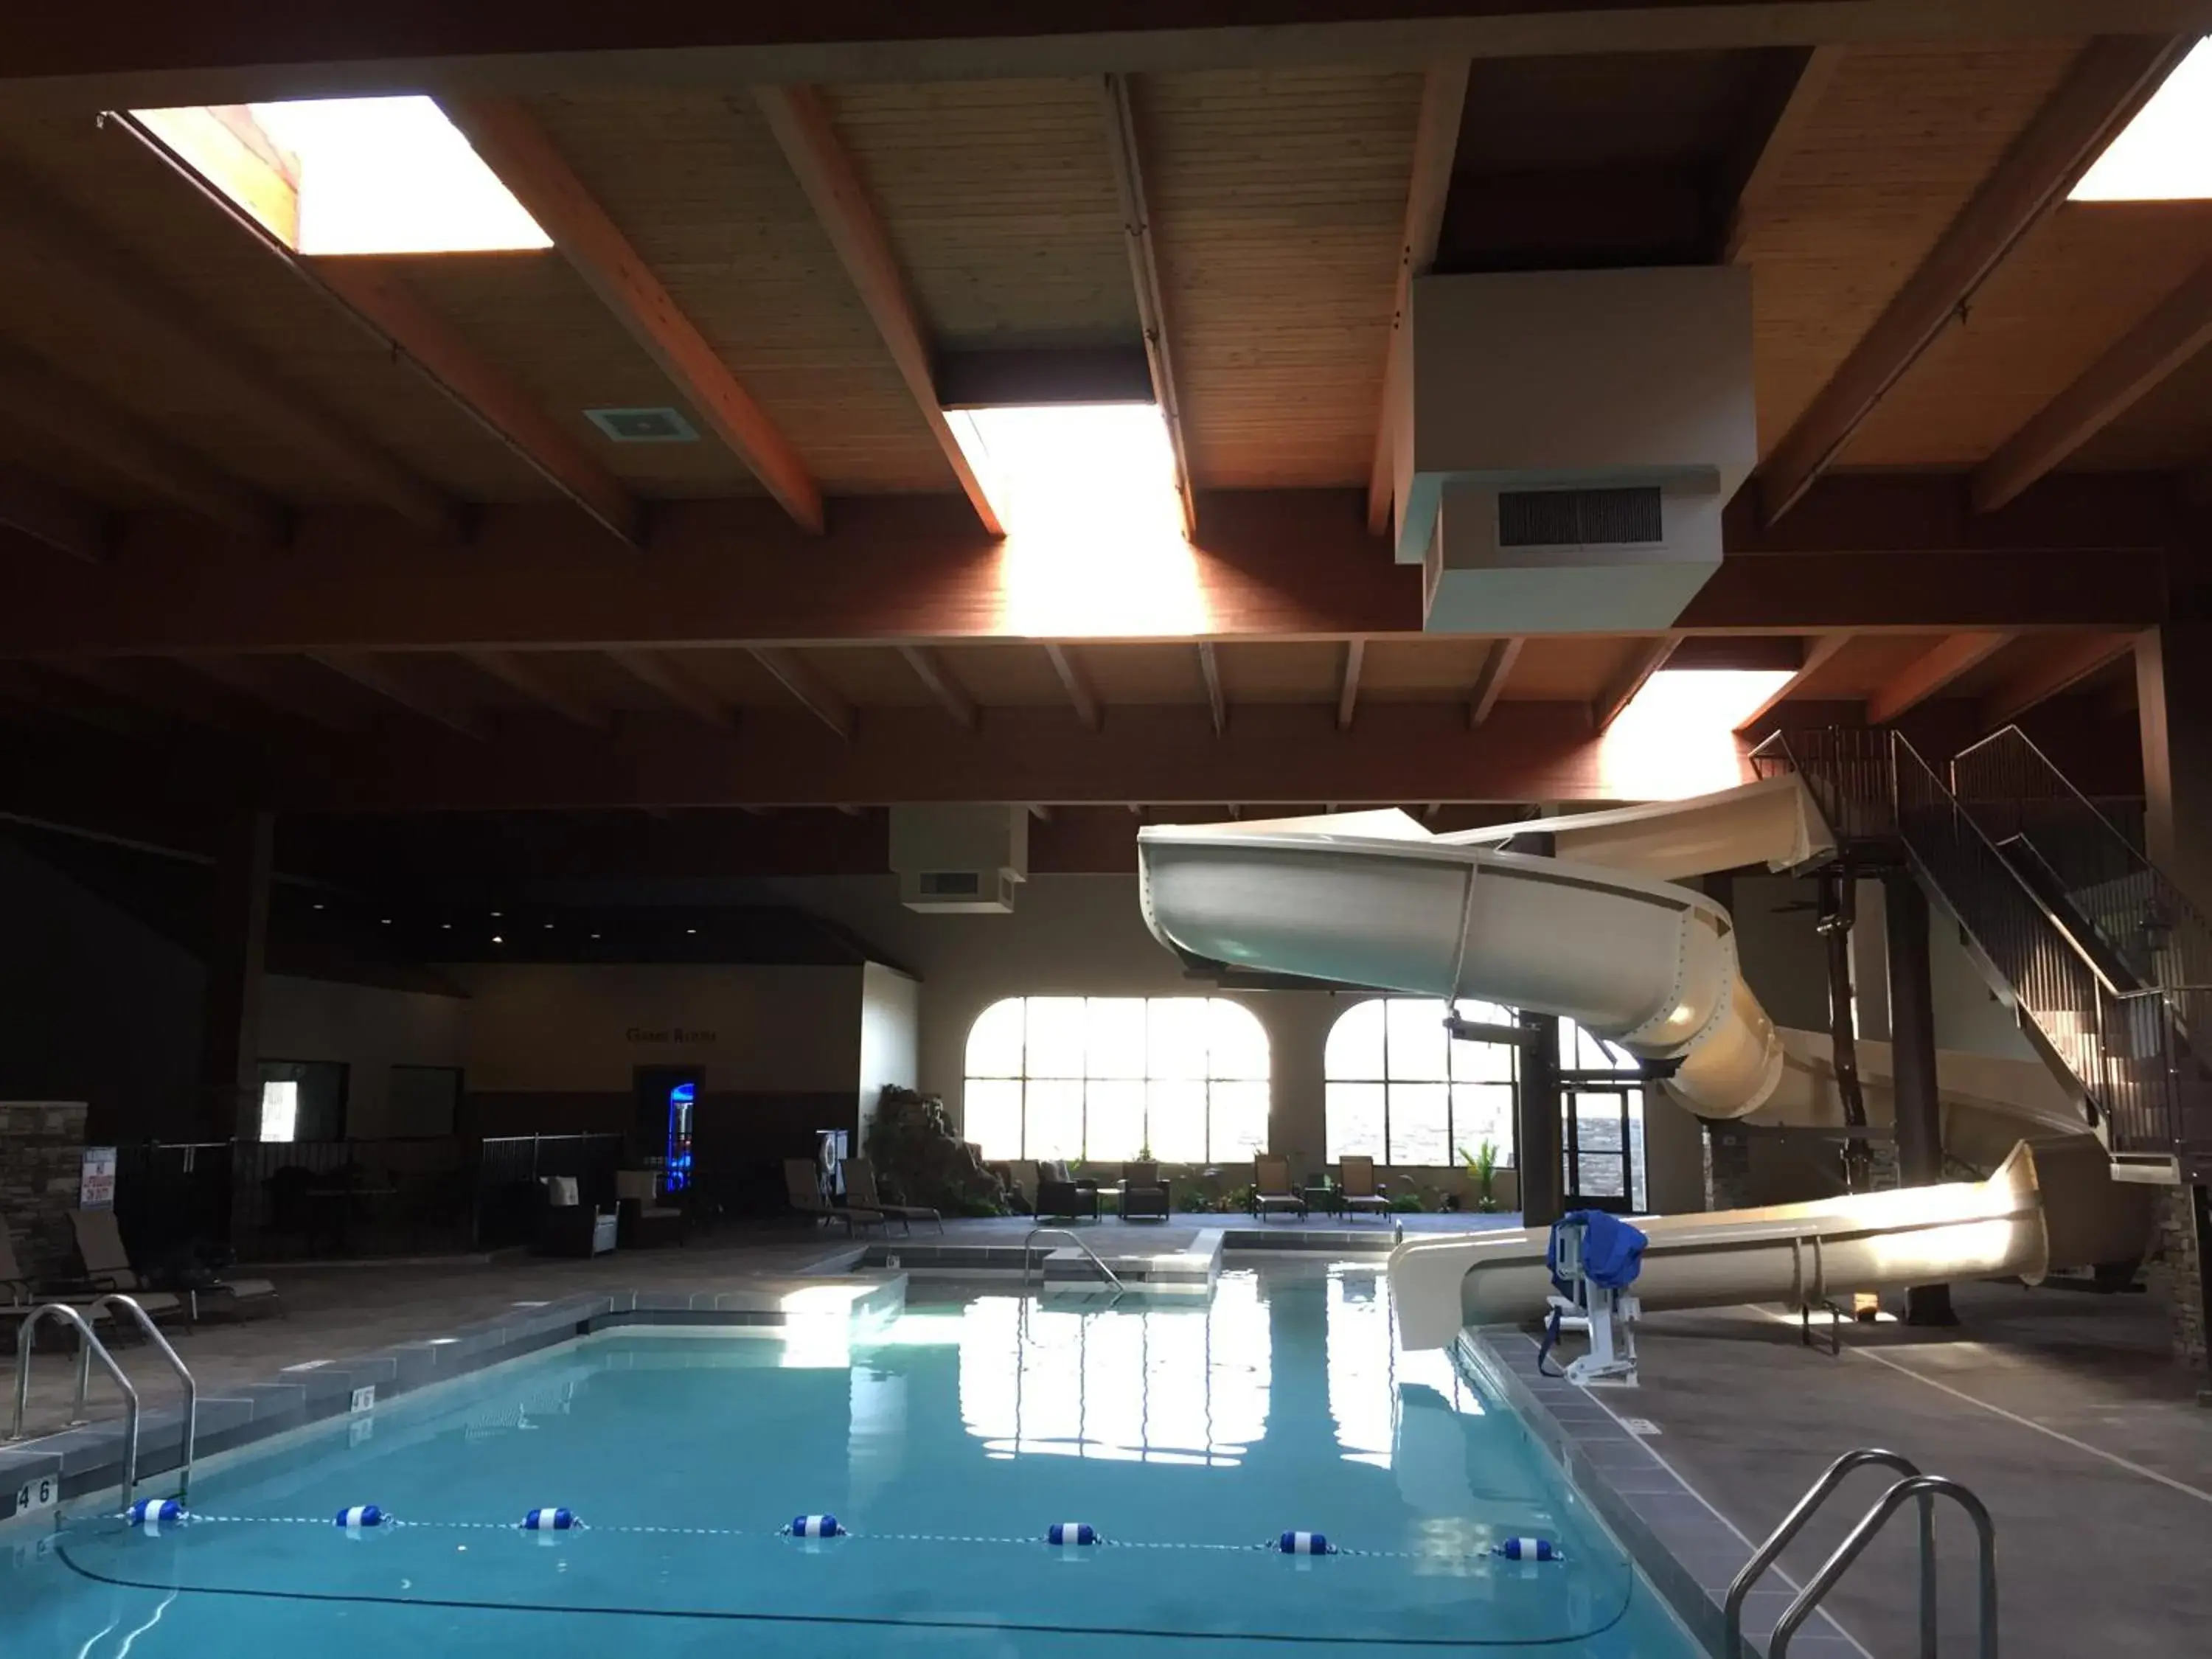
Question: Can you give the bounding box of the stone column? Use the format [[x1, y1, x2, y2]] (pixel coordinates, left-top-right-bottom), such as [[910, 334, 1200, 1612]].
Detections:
[[198, 810, 273, 1144], [0, 1101, 89, 1281], [2164, 1186, 2209, 1379], [1703, 1120, 1753, 1211]]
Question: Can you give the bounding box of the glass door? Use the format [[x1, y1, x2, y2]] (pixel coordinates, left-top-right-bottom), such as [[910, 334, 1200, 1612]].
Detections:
[[1564, 1088, 1635, 1212]]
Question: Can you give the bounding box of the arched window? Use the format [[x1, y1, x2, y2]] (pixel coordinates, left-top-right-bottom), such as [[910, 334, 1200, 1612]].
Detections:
[[1323, 998, 1519, 1166], [963, 997, 1270, 1164]]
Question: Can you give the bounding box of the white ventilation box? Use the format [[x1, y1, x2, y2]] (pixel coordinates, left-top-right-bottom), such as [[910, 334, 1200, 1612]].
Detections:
[[1391, 267, 1755, 633], [890, 804, 1029, 914]]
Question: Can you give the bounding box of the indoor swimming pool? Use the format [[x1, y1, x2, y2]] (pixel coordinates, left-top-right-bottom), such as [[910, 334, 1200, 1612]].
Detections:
[[4, 1266, 1699, 1656]]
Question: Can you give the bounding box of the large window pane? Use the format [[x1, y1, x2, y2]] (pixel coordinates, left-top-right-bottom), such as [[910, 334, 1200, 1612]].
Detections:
[[1208, 1081, 1270, 1163], [1385, 999, 1449, 1081], [1026, 998, 1088, 1076], [1147, 1000, 1211, 1080], [1325, 1082, 1385, 1161], [1324, 999, 1385, 1082], [1206, 1000, 1270, 1080], [1085, 1080, 1146, 1161], [1147, 1080, 1208, 1164], [965, 998, 1026, 1077], [1388, 1082, 1450, 1165], [1085, 999, 1148, 1079], [964, 1079, 1023, 1158], [1451, 1082, 1516, 1167], [1025, 1079, 1085, 1163]]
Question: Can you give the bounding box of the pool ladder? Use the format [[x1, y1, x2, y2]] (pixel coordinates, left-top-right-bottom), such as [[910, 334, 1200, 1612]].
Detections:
[[1724, 1447, 1995, 1659], [9, 1297, 198, 1515], [1020, 1226, 1125, 1299]]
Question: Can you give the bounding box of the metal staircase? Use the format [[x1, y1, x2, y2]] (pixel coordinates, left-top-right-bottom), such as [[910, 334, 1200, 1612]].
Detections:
[[1751, 726, 2212, 1183]]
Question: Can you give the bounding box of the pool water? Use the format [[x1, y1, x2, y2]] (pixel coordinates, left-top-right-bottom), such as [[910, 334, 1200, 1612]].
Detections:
[[5, 1265, 1698, 1657]]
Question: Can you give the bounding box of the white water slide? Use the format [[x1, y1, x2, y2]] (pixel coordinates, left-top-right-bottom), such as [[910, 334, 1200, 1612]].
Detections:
[[1136, 777, 2051, 1349]]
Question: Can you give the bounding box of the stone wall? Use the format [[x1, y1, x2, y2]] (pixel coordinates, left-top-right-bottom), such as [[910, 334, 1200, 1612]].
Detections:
[[1703, 1122, 1753, 1211], [2163, 1184, 2208, 1374], [0, 1101, 88, 1282]]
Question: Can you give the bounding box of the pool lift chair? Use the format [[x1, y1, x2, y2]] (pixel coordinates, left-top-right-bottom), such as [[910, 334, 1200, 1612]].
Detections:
[[1540, 1211, 1646, 1388]]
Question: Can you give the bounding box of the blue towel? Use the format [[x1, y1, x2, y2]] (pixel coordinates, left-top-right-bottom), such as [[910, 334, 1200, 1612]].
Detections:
[[1549, 1209, 1647, 1290]]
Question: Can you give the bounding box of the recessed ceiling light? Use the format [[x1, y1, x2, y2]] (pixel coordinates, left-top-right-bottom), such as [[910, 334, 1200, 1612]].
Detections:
[[585, 406, 700, 444], [947, 402, 1180, 539], [686, 928, 698, 936], [132, 96, 552, 254], [492, 934, 504, 945], [381, 918, 392, 925], [441, 922, 452, 930], [2071, 38, 2212, 201]]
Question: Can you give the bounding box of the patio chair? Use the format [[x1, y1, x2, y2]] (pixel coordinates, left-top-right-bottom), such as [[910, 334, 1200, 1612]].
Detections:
[[613, 1170, 686, 1248], [1338, 1155, 1393, 1220], [4, 1222, 186, 1335], [843, 1158, 944, 1236], [1119, 1161, 1171, 1221], [70, 1209, 273, 1324], [782, 1159, 886, 1234], [1033, 1161, 1099, 1222], [1251, 1155, 1307, 1222]]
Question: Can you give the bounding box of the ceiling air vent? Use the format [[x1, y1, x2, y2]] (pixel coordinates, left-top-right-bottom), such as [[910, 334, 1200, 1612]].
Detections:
[[1497, 486, 1663, 549], [917, 871, 983, 899], [584, 406, 700, 443]]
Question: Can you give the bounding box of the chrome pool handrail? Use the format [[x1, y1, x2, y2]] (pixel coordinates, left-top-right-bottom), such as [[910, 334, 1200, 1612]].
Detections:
[[10, 1304, 142, 1512], [1770, 1475, 1996, 1659], [1724, 1447, 1930, 1659], [1020, 1226, 1125, 1295], [81, 1295, 197, 1504]]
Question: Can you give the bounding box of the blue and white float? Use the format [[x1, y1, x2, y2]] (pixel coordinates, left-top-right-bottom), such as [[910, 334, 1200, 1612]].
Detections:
[[787, 1514, 844, 1538], [1279, 1531, 1333, 1556], [335, 1506, 386, 1530], [1046, 1523, 1097, 1546], [1493, 1537, 1562, 1562], [126, 1498, 182, 1528], [522, 1508, 577, 1532]]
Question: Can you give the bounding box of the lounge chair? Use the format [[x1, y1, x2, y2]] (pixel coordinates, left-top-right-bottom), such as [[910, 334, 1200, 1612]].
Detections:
[[2, 1225, 186, 1331], [1338, 1155, 1393, 1220], [1034, 1161, 1099, 1222], [69, 1208, 278, 1324], [783, 1159, 886, 1234], [1119, 1161, 1171, 1221], [842, 1158, 944, 1235], [614, 1170, 686, 1248], [1251, 1155, 1307, 1222]]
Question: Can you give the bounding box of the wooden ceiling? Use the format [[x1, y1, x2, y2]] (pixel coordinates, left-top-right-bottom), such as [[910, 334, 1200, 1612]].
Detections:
[[0, 4, 2203, 832]]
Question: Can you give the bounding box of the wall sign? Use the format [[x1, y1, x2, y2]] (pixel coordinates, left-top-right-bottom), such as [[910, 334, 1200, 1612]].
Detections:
[[625, 1026, 717, 1046], [78, 1147, 116, 1211]]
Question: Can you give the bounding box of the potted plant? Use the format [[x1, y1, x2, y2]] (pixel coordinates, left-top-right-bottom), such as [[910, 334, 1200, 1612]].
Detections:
[[1459, 1138, 1500, 1213]]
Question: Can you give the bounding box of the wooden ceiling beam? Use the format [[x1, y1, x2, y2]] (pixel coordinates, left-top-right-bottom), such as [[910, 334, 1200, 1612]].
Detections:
[[1974, 257, 2212, 514], [0, 170, 460, 538], [1591, 636, 1680, 733], [751, 647, 854, 739], [1867, 632, 2015, 725], [897, 644, 978, 731], [1733, 633, 1851, 731], [0, 462, 105, 564], [0, 345, 285, 543], [1368, 60, 1469, 538], [308, 652, 493, 742], [754, 84, 998, 535], [1758, 35, 2192, 524], [1198, 641, 1226, 737], [463, 649, 611, 731], [1719, 45, 1843, 262], [1467, 637, 1523, 728], [112, 111, 639, 550], [1336, 638, 1366, 731], [1980, 632, 2138, 729], [1101, 72, 1196, 540], [1044, 643, 1102, 733], [0, 476, 2186, 659], [175, 655, 353, 731], [439, 95, 823, 532], [605, 647, 737, 732]]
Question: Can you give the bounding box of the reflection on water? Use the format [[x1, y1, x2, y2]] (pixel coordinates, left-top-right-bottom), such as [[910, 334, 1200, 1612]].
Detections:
[[1326, 1267, 1482, 1470], [958, 1274, 1271, 1464]]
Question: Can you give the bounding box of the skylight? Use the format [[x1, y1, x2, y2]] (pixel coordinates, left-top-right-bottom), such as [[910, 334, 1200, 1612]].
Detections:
[[1601, 669, 1794, 800], [948, 402, 1206, 636], [2070, 37, 2212, 202], [131, 96, 550, 256]]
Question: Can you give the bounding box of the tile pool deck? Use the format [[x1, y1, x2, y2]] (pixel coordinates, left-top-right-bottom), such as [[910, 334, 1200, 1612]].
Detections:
[[5, 1218, 2207, 1658]]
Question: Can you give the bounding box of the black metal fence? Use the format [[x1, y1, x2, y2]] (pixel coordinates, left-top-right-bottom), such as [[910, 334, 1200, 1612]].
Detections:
[[112, 1133, 626, 1264]]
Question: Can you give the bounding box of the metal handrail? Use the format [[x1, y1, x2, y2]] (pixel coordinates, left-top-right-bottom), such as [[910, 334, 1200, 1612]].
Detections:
[[80, 1295, 196, 1504], [1723, 1448, 1932, 1659], [1952, 724, 2147, 860], [1770, 1475, 1997, 1659], [1020, 1227, 1125, 1295], [10, 1304, 142, 1513]]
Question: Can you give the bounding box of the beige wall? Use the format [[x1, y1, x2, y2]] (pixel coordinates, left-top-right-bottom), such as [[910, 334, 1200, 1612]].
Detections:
[[857, 961, 920, 1136], [442, 963, 864, 1093], [258, 975, 468, 1138]]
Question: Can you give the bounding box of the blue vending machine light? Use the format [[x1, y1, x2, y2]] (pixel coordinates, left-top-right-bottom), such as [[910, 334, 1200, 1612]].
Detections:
[[665, 1079, 696, 1192]]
